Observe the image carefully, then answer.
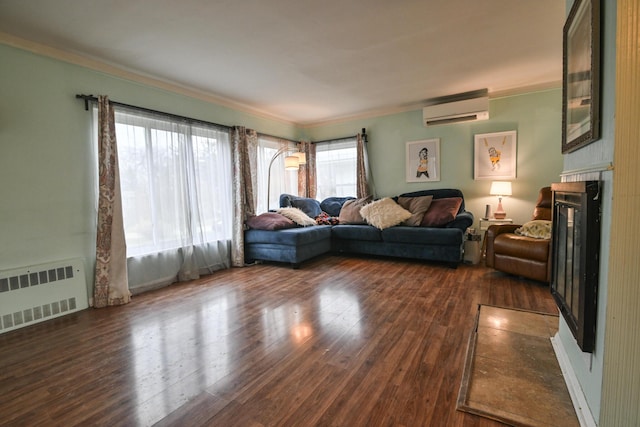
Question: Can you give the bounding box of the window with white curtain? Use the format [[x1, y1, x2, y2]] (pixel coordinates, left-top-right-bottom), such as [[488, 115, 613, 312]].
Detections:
[[256, 135, 298, 213], [315, 138, 357, 201], [112, 107, 233, 261]]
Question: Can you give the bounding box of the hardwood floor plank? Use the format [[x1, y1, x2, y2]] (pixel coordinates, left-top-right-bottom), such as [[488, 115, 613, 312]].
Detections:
[[0, 256, 558, 426]]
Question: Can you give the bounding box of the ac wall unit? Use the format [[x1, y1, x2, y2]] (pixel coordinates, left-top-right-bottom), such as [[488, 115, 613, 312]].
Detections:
[[423, 96, 489, 127]]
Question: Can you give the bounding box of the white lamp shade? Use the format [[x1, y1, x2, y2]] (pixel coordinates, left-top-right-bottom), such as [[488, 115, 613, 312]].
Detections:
[[284, 155, 300, 170], [489, 181, 512, 196]]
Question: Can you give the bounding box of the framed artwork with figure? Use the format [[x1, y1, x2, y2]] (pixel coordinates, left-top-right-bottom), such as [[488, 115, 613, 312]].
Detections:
[[406, 139, 440, 182], [474, 131, 517, 180]]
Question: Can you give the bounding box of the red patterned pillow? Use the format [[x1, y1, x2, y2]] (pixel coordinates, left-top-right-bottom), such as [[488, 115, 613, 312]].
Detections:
[[420, 197, 462, 227]]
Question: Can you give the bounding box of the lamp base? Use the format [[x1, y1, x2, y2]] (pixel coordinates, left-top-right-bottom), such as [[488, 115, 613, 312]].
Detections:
[[493, 198, 506, 219]]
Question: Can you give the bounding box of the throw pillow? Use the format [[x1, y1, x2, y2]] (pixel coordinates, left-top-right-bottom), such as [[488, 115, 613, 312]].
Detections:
[[277, 207, 317, 227], [398, 195, 433, 226], [290, 197, 322, 218], [320, 196, 356, 217], [338, 196, 373, 224], [515, 220, 552, 239], [360, 198, 412, 230], [245, 213, 296, 230], [421, 197, 463, 227], [315, 212, 340, 225]]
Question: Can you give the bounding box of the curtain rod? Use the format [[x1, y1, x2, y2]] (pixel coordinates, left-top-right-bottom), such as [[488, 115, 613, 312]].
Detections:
[[76, 95, 366, 144], [313, 128, 366, 144], [256, 132, 300, 145], [75, 94, 231, 131]]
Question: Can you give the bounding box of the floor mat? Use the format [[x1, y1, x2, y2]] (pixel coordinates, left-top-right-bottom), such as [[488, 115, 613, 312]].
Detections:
[[457, 305, 579, 427]]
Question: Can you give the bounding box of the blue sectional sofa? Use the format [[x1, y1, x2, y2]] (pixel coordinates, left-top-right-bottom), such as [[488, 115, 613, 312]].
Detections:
[[244, 189, 474, 268]]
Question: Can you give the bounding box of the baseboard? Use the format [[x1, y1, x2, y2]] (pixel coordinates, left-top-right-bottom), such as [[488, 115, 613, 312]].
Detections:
[[551, 333, 598, 427]]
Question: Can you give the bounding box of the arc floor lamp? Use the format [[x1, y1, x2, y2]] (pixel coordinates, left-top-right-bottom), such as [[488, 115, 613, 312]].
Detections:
[[267, 147, 306, 211]]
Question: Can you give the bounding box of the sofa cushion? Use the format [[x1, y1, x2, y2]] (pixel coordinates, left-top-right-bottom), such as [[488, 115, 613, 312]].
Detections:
[[246, 212, 296, 230], [331, 224, 382, 242], [277, 207, 316, 226], [290, 197, 323, 218], [494, 233, 550, 262], [360, 198, 412, 230], [338, 196, 372, 224], [421, 197, 462, 227], [381, 226, 462, 245], [245, 225, 332, 246], [398, 195, 433, 226], [320, 196, 355, 217]]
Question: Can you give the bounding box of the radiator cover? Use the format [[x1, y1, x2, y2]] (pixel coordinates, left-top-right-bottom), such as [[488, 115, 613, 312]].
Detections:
[[0, 258, 89, 334]]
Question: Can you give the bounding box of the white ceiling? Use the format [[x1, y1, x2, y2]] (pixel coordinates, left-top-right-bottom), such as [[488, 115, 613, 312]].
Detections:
[[0, 0, 565, 125]]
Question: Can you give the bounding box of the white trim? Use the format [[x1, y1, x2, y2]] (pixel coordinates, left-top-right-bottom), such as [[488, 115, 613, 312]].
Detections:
[[551, 333, 598, 427], [0, 31, 295, 126], [1, 31, 562, 128], [560, 162, 614, 177]]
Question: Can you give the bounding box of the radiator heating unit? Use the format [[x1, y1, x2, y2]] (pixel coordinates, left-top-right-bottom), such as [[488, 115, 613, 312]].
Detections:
[[0, 258, 89, 334]]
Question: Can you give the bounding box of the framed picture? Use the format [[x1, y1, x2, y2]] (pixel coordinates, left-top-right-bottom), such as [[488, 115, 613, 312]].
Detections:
[[474, 131, 517, 180], [562, 0, 601, 153], [406, 139, 440, 182]]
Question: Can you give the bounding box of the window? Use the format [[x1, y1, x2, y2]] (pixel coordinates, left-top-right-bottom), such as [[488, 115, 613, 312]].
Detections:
[[315, 138, 357, 201], [257, 136, 298, 213], [112, 108, 233, 258]]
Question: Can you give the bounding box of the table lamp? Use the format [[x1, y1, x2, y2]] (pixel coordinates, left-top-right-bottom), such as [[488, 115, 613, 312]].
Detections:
[[489, 181, 512, 219]]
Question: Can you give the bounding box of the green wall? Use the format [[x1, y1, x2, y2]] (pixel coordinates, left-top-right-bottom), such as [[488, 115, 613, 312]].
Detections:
[[306, 89, 564, 228], [0, 41, 563, 296], [0, 43, 298, 290]]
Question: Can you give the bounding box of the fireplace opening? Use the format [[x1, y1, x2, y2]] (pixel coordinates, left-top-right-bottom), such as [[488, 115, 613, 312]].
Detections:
[[551, 181, 601, 353]]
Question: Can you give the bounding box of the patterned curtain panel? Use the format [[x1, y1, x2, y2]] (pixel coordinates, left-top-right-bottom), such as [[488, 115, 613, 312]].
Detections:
[[297, 141, 317, 199], [356, 133, 375, 199], [231, 127, 258, 267], [94, 96, 131, 307]]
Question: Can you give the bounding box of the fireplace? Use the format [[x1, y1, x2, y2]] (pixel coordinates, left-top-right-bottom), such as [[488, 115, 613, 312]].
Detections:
[[551, 181, 601, 353]]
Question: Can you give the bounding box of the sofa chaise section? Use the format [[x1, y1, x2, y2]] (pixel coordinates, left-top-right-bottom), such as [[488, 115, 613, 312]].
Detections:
[[244, 225, 332, 268]]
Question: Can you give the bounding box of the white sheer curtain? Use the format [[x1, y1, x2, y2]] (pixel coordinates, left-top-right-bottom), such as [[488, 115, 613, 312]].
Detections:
[[256, 136, 298, 213], [109, 107, 233, 292], [315, 138, 358, 201]]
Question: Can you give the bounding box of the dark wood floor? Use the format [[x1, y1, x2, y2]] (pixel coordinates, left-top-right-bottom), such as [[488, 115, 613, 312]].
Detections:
[[0, 255, 557, 427]]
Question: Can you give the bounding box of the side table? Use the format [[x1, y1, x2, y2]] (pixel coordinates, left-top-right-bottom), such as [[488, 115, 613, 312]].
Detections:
[[479, 218, 514, 258], [479, 218, 513, 231]]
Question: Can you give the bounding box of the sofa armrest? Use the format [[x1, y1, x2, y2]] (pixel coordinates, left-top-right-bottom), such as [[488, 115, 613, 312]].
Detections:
[[485, 224, 521, 267], [446, 211, 474, 232], [487, 224, 520, 238]]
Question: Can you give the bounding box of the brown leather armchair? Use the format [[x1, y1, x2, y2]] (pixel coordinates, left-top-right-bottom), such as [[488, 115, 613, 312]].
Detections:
[[485, 187, 552, 282]]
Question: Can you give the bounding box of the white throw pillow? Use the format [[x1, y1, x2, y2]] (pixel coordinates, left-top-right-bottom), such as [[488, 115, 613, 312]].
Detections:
[[276, 207, 316, 227], [360, 198, 412, 230], [515, 220, 552, 239]]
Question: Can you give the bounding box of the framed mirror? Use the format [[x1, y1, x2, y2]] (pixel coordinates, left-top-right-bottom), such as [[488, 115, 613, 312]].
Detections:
[[562, 0, 601, 153]]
